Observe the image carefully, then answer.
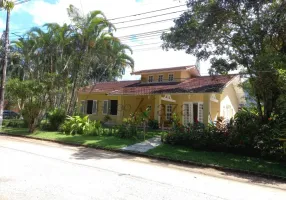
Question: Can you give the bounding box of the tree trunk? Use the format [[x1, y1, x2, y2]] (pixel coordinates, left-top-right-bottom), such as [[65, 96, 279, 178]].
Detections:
[[67, 72, 78, 115], [0, 9, 10, 128], [143, 121, 146, 140]]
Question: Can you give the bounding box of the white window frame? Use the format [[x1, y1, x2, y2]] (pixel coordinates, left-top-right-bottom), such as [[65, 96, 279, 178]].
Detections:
[[168, 73, 174, 82], [182, 102, 203, 125], [92, 100, 97, 114], [80, 100, 86, 114], [158, 74, 163, 82], [166, 104, 173, 120], [103, 100, 109, 115], [148, 75, 154, 83]]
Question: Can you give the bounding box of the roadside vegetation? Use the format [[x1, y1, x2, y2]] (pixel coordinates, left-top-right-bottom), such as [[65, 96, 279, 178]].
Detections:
[[1, 1, 286, 178]]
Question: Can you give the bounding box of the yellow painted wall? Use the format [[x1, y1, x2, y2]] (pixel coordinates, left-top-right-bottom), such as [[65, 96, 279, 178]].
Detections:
[[180, 71, 191, 80], [78, 93, 119, 124], [121, 95, 155, 119], [78, 92, 228, 125]]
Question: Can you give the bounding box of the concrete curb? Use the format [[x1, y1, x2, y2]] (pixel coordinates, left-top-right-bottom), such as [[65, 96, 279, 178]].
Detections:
[[1, 132, 286, 182]]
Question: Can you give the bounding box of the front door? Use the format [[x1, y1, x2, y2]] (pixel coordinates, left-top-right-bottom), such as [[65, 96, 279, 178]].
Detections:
[[183, 102, 203, 125]]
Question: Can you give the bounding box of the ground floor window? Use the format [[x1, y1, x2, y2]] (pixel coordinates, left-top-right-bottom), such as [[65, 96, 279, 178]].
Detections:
[[81, 100, 97, 114], [183, 102, 203, 125], [166, 104, 172, 120], [103, 100, 118, 115]]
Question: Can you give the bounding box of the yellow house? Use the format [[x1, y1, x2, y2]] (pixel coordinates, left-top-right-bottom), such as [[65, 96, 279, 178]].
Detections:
[[78, 66, 245, 126]]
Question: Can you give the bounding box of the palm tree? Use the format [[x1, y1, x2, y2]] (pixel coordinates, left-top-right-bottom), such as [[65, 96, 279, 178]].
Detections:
[[66, 5, 116, 114], [0, 0, 14, 128], [8, 5, 135, 116]]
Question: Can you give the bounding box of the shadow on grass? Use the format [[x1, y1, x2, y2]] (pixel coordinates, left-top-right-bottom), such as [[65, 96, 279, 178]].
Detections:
[[1, 128, 30, 136], [146, 144, 286, 185]]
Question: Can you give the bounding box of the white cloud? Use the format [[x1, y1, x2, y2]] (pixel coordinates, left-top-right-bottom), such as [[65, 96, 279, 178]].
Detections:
[[13, 0, 212, 80]]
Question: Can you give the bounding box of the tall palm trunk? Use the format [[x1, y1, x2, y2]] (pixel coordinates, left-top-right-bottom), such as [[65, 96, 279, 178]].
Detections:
[[0, 9, 10, 128]]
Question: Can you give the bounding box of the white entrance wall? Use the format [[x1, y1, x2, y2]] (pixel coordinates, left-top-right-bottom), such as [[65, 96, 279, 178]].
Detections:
[[220, 83, 239, 120]]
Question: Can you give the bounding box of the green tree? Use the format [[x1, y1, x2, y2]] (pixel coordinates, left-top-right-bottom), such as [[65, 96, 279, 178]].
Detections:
[[6, 4, 134, 126], [162, 0, 286, 123], [6, 75, 62, 132]]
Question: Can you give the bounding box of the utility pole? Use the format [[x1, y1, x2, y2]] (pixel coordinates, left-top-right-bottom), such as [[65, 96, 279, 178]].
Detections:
[[0, 0, 13, 128]]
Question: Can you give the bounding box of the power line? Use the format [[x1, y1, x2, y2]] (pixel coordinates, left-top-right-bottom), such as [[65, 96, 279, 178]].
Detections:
[[120, 36, 162, 42], [117, 29, 169, 39], [129, 42, 162, 48], [108, 4, 186, 21], [119, 33, 164, 41], [117, 17, 177, 29], [114, 9, 186, 24]]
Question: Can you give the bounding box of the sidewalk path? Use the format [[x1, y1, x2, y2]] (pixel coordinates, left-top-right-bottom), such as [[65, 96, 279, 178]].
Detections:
[[121, 136, 162, 152]]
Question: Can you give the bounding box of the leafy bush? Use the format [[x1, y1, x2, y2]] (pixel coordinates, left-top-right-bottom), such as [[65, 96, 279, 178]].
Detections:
[[40, 119, 52, 131], [148, 119, 159, 129], [162, 122, 207, 149], [84, 120, 103, 136], [161, 108, 286, 161], [3, 119, 27, 128], [21, 101, 45, 133], [46, 108, 66, 131], [229, 109, 260, 149], [254, 113, 286, 160], [60, 115, 106, 136], [60, 115, 90, 135], [116, 114, 140, 138]]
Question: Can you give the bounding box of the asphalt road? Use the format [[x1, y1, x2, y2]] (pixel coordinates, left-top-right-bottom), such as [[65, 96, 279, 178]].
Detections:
[[0, 135, 285, 200]]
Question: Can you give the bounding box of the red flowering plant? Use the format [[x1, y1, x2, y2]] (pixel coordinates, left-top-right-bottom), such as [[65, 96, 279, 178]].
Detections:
[[170, 113, 182, 133]]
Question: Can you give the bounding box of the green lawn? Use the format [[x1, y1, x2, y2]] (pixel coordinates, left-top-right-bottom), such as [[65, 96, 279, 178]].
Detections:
[[1, 127, 160, 149], [147, 144, 286, 177], [2, 127, 285, 178]]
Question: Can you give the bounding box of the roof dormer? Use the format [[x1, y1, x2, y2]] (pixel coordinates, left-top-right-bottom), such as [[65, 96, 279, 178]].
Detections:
[[131, 65, 200, 84]]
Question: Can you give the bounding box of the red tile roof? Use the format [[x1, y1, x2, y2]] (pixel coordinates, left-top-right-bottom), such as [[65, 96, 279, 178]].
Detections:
[[131, 65, 197, 75], [79, 75, 237, 95]]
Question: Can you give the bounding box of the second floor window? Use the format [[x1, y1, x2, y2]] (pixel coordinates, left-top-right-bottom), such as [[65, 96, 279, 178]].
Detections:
[[158, 75, 163, 82], [168, 74, 174, 81], [148, 76, 154, 83]]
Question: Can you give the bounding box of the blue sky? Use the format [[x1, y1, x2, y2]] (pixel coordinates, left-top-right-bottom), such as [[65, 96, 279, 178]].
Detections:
[[1, 0, 212, 80]]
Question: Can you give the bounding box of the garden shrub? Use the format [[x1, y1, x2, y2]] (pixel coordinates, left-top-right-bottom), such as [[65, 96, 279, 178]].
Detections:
[[40, 119, 52, 131], [229, 109, 260, 150], [60, 115, 106, 136], [21, 102, 45, 133], [254, 113, 286, 160], [161, 109, 286, 161], [148, 119, 159, 129], [46, 108, 66, 131], [3, 119, 27, 128], [162, 122, 208, 149], [60, 115, 90, 135], [84, 120, 103, 136], [102, 127, 117, 136], [116, 114, 140, 139]]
